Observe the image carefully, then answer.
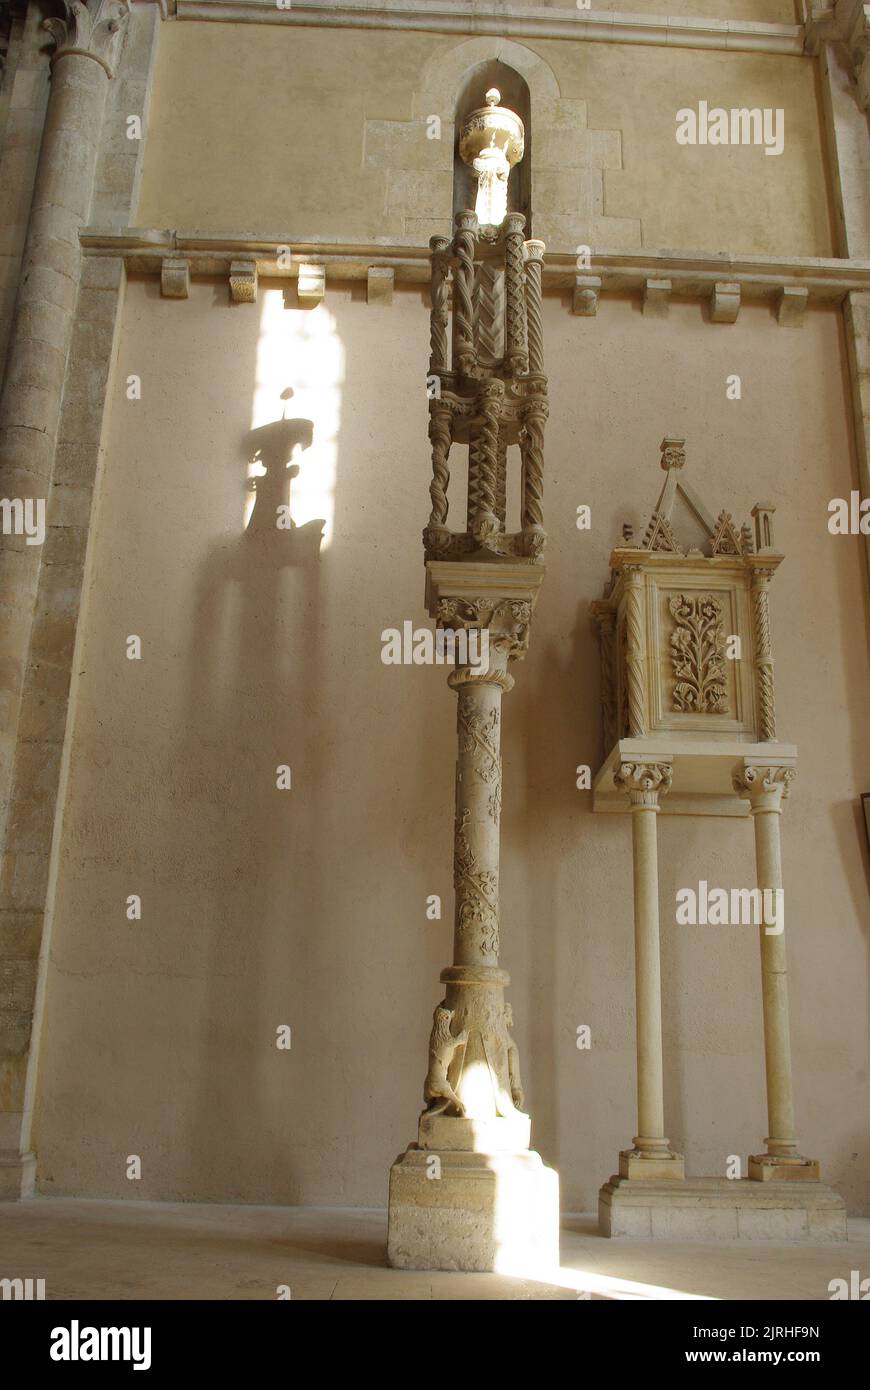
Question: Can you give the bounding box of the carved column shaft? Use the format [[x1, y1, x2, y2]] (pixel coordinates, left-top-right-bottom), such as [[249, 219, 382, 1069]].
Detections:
[[450, 662, 508, 970], [451, 213, 477, 375], [428, 235, 450, 373], [426, 402, 451, 531], [752, 572, 777, 741], [523, 239, 545, 376], [520, 401, 547, 538], [503, 213, 528, 375], [623, 567, 648, 738], [595, 608, 617, 750]]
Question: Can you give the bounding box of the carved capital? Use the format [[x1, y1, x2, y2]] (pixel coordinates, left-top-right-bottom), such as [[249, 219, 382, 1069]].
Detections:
[[438, 595, 534, 667], [615, 760, 673, 808], [44, 0, 131, 78], [733, 762, 796, 811]]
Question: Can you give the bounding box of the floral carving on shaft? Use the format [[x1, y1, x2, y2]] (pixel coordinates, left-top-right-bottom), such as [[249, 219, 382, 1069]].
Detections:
[[454, 808, 500, 958], [458, 696, 500, 795], [668, 592, 728, 714]]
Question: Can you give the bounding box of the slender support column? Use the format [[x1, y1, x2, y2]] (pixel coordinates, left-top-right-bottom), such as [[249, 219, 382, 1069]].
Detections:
[[733, 762, 820, 1180], [614, 760, 684, 1179]]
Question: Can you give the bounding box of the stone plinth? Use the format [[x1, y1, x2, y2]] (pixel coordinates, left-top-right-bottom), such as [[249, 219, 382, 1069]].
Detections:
[[388, 1148, 559, 1273], [600, 1177, 847, 1241]]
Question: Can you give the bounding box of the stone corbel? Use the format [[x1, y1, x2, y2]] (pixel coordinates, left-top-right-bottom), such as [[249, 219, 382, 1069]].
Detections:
[[297, 262, 325, 306], [711, 281, 741, 323], [367, 266, 394, 304], [229, 258, 257, 303], [161, 256, 189, 298], [777, 285, 809, 325], [643, 278, 671, 318], [573, 275, 601, 316]]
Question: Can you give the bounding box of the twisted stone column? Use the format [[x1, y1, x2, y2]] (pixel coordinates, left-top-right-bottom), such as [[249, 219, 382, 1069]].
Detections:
[[751, 571, 777, 741], [425, 399, 452, 537], [451, 211, 477, 376], [623, 565, 648, 738], [614, 760, 684, 1179], [503, 213, 528, 377], [733, 762, 819, 1180], [428, 235, 450, 373], [0, 0, 129, 838], [523, 239, 545, 376]]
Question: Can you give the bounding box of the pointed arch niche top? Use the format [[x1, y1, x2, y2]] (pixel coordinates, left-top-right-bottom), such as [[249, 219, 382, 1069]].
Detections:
[[364, 38, 639, 248]]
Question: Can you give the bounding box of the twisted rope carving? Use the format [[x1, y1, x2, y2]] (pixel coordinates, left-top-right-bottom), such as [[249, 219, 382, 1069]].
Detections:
[[429, 239, 450, 372], [753, 574, 776, 740], [625, 571, 647, 737], [504, 219, 528, 373], [427, 404, 451, 527], [524, 256, 544, 375], [520, 401, 547, 532], [494, 436, 507, 527], [452, 221, 476, 373]]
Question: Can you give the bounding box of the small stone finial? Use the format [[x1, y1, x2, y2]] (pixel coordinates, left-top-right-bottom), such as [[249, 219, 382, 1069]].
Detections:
[[485, 88, 501, 106], [751, 502, 776, 552], [660, 437, 686, 471], [622, 522, 634, 543]]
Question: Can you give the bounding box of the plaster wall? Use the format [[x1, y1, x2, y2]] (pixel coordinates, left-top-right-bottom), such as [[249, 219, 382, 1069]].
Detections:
[[135, 21, 833, 257], [31, 278, 870, 1213]]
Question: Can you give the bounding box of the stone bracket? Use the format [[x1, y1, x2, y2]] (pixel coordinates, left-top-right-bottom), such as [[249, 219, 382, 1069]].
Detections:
[[643, 277, 672, 317], [711, 280, 741, 323], [160, 256, 189, 298], [297, 262, 325, 306], [229, 257, 257, 303], [367, 266, 394, 304], [573, 274, 601, 316]]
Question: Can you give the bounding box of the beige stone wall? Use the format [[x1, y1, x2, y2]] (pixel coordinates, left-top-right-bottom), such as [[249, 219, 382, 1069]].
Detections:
[[30, 278, 870, 1212], [135, 21, 833, 257]]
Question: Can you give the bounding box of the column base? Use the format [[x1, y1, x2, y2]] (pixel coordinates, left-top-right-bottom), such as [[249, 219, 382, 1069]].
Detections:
[[619, 1146, 685, 1180], [599, 1175, 846, 1241], [0, 1149, 36, 1201], [387, 1146, 559, 1273], [748, 1153, 821, 1182]]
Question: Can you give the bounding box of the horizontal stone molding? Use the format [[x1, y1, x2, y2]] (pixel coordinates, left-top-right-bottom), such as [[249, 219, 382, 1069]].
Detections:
[[80, 228, 870, 309], [172, 1, 805, 56]]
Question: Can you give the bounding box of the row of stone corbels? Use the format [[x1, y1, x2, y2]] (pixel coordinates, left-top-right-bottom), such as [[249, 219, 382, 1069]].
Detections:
[[160, 257, 396, 305], [142, 248, 840, 325], [575, 275, 810, 326]]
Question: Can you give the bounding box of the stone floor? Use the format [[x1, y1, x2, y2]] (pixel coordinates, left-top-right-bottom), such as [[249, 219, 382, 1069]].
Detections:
[[0, 1199, 867, 1300]]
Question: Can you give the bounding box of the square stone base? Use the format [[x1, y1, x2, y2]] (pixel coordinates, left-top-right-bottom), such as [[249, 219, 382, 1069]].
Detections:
[[599, 1175, 847, 1241], [388, 1147, 559, 1272], [619, 1148, 685, 1180]]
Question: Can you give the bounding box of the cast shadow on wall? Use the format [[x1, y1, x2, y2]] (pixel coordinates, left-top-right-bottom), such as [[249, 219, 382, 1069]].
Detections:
[[178, 393, 326, 1202]]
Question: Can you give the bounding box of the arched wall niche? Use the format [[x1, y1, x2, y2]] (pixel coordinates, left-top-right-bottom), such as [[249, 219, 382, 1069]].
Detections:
[[452, 62, 532, 232]]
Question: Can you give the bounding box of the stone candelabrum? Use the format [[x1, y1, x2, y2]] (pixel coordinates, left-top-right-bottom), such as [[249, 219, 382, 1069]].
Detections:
[[387, 93, 559, 1274]]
